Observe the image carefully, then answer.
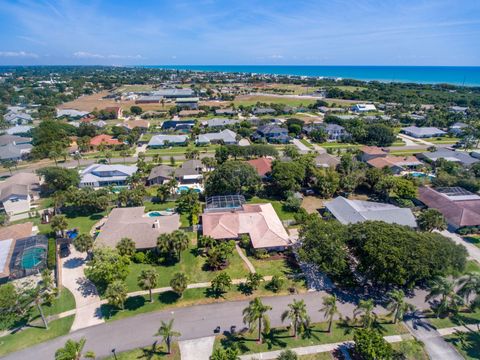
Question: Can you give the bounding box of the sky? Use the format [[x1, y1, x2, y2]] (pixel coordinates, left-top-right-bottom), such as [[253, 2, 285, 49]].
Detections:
[[0, 0, 479, 66]]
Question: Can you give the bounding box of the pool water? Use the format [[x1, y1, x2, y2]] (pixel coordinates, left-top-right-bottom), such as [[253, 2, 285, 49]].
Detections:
[[66, 230, 78, 239], [176, 186, 201, 193], [148, 211, 163, 217], [21, 247, 46, 269]]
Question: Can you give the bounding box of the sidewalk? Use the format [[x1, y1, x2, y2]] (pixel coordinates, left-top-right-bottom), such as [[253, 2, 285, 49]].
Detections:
[[235, 244, 256, 273]]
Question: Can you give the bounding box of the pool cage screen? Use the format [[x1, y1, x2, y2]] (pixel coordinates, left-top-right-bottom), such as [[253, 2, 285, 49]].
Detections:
[[9, 234, 48, 280], [205, 195, 246, 213]]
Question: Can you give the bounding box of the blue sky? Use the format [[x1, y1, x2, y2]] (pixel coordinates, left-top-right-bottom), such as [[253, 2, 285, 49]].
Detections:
[[0, 0, 479, 66]]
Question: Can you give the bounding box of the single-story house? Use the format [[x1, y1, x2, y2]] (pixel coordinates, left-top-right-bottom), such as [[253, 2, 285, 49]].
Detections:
[[196, 129, 237, 145], [449, 106, 468, 114], [56, 109, 90, 119], [252, 107, 276, 116], [151, 88, 195, 99], [0, 143, 33, 161], [175, 98, 199, 110], [202, 203, 294, 250], [252, 125, 290, 144], [314, 153, 341, 168], [401, 126, 446, 138], [80, 164, 137, 188], [147, 165, 176, 185], [449, 122, 468, 136], [95, 207, 180, 249], [4, 112, 32, 125], [324, 196, 417, 227], [135, 95, 161, 104], [147, 134, 189, 148], [120, 120, 150, 132], [418, 186, 480, 229], [5, 125, 32, 135], [161, 120, 196, 131], [247, 157, 273, 178], [89, 134, 123, 151], [0, 173, 41, 216], [0, 135, 32, 147], [351, 104, 376, 112], [367, 155, 423, 174], [304, 123, 349, 141], [360, 146, 388, 162], [203, 118, 240, 128], [215, 108, 237, 116], [417, 148, 479, 167]]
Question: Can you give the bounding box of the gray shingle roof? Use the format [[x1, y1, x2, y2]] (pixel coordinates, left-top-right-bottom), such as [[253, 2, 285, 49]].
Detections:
[[148, 134, 188, 147], [419, 149, 478, 166], [196, 130, 237, 144]]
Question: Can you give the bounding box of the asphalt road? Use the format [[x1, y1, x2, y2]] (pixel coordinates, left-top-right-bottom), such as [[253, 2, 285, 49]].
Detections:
[[3, 290, 431, 360]]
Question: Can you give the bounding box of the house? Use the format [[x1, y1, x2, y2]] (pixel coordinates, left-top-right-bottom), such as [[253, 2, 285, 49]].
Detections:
[[80, 164, 137, 188], [4, 111, 32, 125], [89, 134, 122, 151], [95, 207, 180, 249], [449, 122, 468, 136], [318, 106, 346, 114], [120, 120, 150, 133], [0, 135, 32, 161], [303, 123, 349, 141], [196, 130, 237, 145], [147, 134, 188, 148], [247, 157, 273, 178], [351, 104, 376, 113], [360, 146, 388, 162], [175, 97, 199, 110], [161, 120, 196, 131], [0, 173, 41, 216], [0, 222, 42, 281], [367, 156, 423, 174], [314, 153, 341, 168], [401, 126, 446, 138], [204, 118, 240, 128], [5, 125, 32, 135], [202, 203, 294, 250], [215, 108, 237, 116], [418, 186, 480, 230], [173, 159, 205, 187], [147, 165, 176, 185], [178, 110, 205, 117], [103, 106, 123, 119], [56, 109, 90, 119], [324, 196, 417, 227], [449, 106, 468, 114], [418, 148, 479, 167], [135, 95, 161, 104], [252, 125, 290, 144], [252, 107, 276, 116]]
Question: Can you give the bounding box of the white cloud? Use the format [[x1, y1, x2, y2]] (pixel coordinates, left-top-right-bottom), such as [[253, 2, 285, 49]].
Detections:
[[73, 51, 142, 59], [0, 51, 39, 58]]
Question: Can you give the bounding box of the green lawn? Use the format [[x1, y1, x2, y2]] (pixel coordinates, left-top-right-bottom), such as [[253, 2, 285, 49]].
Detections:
[[124, 244, 249, 292], [445, 331, 480, 360], [464, 260, 480, 274], [104, 342, 181, 360], [465, 235, 480, 249], [389, 149, 423, 156], [314, 142, 362, 150], [30, 288, 76, 319], [391, 340, 429, 360], [300, 353, 334, 360], [233, 96, 317, 107], [428, 308, 480, 329], [0, 316, 74, 357], [300, 139, 314, 149], [214, 319, 407, 355], [248, 197, 298, 221], [427, 136, 460, 144], [143, 201, 190, 227]]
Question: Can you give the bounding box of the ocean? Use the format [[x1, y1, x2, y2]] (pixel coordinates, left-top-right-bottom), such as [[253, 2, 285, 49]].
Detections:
[[144, 65, 480, 87]]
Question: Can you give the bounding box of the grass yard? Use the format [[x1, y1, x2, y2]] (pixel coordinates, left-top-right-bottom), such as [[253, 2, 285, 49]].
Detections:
[[427, 136, 460, 144], [0, 316, 74, 357], [428, 308, 480, 329], [104, 342, 181, 360], [445, 331, 480, 360], [62, 208, 108, 234], [233, 95, 317, 107], [248, 196, 298, 221], [314, 142, 362, 150], [464, 260, 480, 274], [300, 138, 314, 149], [30, 288, 76, 319], [465, 235, 480, 249], [300, 353, 334, 360], [214, 319, 407, 355], [389, 149, 423, 156], [101, 283, 298, 322], [124, 244, 249, 292], [391, 340, 429, 360]]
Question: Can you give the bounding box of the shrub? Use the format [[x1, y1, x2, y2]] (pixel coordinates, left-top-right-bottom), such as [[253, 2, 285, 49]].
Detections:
[[47, 237, 56, 270], [266, 275, 285, 293], [133, 252, 147, 264], [253, 248, 269, 259]]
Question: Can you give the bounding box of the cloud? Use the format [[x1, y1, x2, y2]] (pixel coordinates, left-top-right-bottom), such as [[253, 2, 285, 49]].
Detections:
[[0, 51, 39, 58], [73, 51, 142, 59]]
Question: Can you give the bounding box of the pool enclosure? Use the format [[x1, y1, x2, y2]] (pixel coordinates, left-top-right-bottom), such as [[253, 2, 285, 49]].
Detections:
[[8, 234, 48, 280], [205, 195, 246, 213]]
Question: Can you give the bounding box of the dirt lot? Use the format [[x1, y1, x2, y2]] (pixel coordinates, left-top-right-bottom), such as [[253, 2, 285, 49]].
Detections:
[[301, 196, 326, 214]]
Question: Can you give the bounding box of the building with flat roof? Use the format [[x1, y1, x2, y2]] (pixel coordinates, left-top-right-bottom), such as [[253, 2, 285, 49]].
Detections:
[[324, 196, 417, 227]]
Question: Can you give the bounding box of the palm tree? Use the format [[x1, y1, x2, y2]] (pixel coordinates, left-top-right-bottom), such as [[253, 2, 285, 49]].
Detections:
[[156, 319, 181, 354], [170, 272, 188, 298], [321, 294, 340, 333], [426, 277, 464, 317], [55, 337, 95, 360], [105, 280, 128, 310], [73, 153, 82, 168], [242, 297, 272, 343], [386, 290, 415, 324], [458, 273, 480, 306], [73, 234, 94, 258], [157, 230, 189, 262], [281, 299, 310, 338], [51, 214, 68, 237], [354, 299, 377, 328], [137, 269, 159, 303]]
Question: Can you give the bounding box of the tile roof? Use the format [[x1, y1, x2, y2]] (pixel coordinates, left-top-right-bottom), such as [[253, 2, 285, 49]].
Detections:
[[247, 157, 273, 177], [361, 146, 388, 155], [89, 134, 122, 146], [367, 156, 422, 169], [202, 203, 292, 249]]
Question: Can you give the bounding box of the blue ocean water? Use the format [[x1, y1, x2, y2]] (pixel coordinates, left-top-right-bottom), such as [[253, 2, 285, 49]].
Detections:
[[144, 65, 480, 87]]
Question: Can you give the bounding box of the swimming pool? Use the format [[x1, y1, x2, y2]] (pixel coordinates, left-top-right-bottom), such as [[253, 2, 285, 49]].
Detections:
[[408, 172, 435, 179], [21, 247, 46, 269], [66, 229, 78, 239], [147, 210, 175, 217], [176, 186, 201, 193]]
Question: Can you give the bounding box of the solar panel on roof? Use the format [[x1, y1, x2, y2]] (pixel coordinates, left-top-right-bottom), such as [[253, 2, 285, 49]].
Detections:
[[437, 187, 473, 196]]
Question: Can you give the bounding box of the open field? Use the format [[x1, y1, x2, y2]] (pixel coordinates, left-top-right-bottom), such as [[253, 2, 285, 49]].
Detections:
[[116, 84, 156, 92], [233, 95, 318, 107]]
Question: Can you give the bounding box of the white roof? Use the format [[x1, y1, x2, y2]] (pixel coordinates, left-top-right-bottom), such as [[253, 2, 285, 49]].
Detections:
[[80, 164, 137, 184], [148, 134, 188, 147], [196, 129, 237, 144], [6, 125, 32, 135], [56, 109, 89, 118]]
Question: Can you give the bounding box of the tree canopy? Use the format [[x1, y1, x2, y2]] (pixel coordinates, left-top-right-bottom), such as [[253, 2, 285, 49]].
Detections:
[[205, 161, 261, 197]]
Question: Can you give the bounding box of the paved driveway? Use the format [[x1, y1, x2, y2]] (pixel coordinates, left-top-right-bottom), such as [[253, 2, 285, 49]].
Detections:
[[292, 138, 311, 154], [437, 229, 480, 263]]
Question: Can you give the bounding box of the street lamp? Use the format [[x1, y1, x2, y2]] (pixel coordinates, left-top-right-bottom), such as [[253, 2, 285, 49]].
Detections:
[[112, 348, 118, 360]]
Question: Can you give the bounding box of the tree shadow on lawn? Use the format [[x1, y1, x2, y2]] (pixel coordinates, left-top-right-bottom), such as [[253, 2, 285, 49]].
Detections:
[[445, 331, 480, 359], [158, 291, 181, 305], [101, 296, 146, 319], [138, 341, 174, 359]]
